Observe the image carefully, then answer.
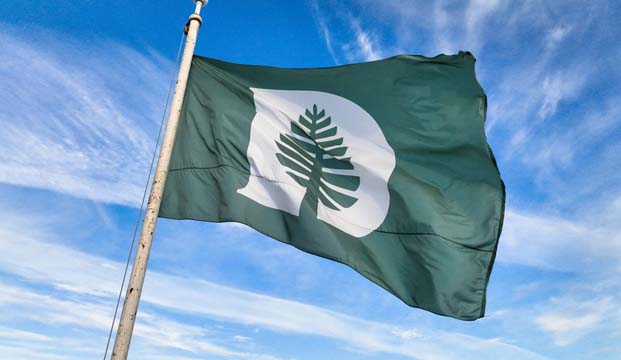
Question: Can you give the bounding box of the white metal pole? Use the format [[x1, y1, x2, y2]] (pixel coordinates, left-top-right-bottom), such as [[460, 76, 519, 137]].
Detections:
[[110, 1, 206, 359]]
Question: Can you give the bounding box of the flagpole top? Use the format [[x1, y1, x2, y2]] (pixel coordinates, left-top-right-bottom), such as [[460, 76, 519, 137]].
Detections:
[[194, 0, 207, 6]]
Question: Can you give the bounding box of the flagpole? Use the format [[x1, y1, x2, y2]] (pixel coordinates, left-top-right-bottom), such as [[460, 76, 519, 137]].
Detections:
[[110, 1, 205, 359]]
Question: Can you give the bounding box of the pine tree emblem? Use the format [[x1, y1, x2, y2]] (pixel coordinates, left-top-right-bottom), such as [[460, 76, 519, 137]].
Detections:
[[276, 104, 360, 213]]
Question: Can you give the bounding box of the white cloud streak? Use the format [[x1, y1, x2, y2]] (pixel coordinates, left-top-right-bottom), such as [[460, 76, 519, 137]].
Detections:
[[0, 211, 548, 360], [0, 283, 279, 360], [348, 20, 383, 61], [498, 208, 621, 272], [535, 296, 619, 347], [463, 0, 501, 52], [309, 2, 388, 63], [342, 0, 502, 55], [0, 26, 170, 206], [544, 24, 572, 50], [309, 0, 339, 64]]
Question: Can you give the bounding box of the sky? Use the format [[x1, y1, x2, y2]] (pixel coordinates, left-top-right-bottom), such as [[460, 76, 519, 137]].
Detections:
[[0, 0, 620, 359]]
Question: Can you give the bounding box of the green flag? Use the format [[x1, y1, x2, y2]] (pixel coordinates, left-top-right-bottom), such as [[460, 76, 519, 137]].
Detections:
[[159, 52, 505, 320]]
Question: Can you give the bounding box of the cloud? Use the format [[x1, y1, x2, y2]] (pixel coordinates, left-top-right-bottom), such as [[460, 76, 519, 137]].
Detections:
[[535, 296, 617, 347], [0, 283, 280, 360], [531, 273, 621, 350], [0, 209, 548, 360], [473, 276, 621, 359], [339, 0, 504, 55], [463, 0, 501, 52], [537, 71, 587, 120], [510, 98, 621, 206], [348, 19, 383, 61], [544, 25, 572, 49], [309, 0, 339, 64], [485, 49, 590, 139], [0, 326, 52, 343], [430, 1, 455, 54], [0, 345, 79, 360], [0, 26, 171, 206], [308, 2, 388, 63], [498, 208, 621, 272]]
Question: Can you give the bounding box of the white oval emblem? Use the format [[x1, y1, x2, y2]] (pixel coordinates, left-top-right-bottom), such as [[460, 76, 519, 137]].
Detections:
[[238, 88, 396, 237]]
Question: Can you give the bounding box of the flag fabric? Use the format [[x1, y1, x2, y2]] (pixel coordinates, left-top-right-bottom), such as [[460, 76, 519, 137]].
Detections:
[[159, 52, 505, 320]]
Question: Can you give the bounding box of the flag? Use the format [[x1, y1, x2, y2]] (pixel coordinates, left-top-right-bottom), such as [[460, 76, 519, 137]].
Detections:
[[159, 52, 505, 320]]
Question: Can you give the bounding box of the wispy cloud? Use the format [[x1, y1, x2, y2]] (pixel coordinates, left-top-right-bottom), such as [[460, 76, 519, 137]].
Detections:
[[0, 26, 171, 206], [0, 283, 280, 360], [544, 24, 573, 50], [509, 97, 621, 207], [482, 276, 621, 359], [347, 19, 383, 62], [308, 2, 387, 63], [463, 0, 501, 52], [535, 296, 618, 347], [498, 207, 621, 272], [0, 208, 548, 360], [430, 1, 455, 54], [338, 0, 503, 55], [309, 0, 339, 64]]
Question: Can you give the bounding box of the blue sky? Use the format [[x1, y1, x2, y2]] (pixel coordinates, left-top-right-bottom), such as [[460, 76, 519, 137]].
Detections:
[[0, 0, 620, 359]]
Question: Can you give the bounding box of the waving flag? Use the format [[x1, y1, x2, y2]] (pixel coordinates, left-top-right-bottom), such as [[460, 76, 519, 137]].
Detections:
[[159, 52, 505, 320]]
